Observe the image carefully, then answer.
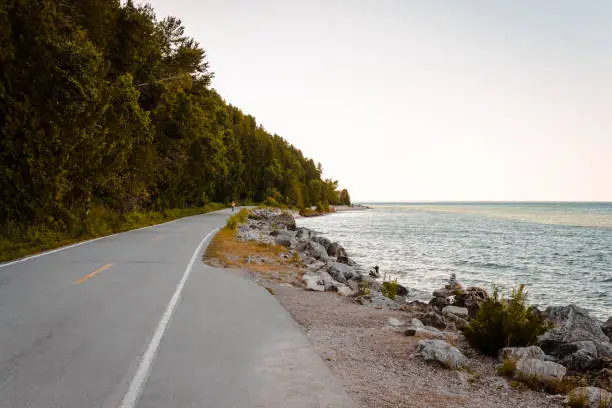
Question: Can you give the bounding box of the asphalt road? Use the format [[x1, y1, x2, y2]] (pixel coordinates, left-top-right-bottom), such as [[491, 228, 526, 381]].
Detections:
[[0, 209, 353, 408]]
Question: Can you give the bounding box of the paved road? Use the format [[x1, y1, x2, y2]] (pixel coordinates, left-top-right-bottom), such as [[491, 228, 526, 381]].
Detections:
[[0, 209, 353, 408]]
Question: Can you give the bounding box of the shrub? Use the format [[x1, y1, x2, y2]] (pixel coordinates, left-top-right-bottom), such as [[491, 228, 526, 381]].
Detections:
[[381, 275, 399, 300], [568, 389, 589, 408], [463, 285, 549, 356], [225, 209, 250, 230], [496, 357, 517, 377]]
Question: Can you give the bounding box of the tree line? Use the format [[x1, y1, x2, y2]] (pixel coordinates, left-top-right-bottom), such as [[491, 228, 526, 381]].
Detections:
[[0, 0, 351, 234]]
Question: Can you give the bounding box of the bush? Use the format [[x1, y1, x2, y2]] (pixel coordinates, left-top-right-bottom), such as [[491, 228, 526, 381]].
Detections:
[[225, 209, 250, 230], [463, 285, 549, 356], [496, 357, 517, 377], [381, 275, 399, 300]]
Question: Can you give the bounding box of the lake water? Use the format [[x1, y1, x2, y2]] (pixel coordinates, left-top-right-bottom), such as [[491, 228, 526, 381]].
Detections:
[[296, 202, 612, 321]]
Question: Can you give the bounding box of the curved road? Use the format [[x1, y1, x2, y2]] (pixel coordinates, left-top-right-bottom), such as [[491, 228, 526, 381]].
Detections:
[[0, 209, 353, 408]]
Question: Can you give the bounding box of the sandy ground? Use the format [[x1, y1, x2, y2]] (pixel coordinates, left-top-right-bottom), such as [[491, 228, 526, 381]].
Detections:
[[216, 264, 564, 408]]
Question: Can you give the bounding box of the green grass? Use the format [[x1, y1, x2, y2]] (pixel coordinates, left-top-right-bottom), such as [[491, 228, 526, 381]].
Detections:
[[0, 203, 226, 262], [380, 274, 399, 300], [225, 208, 250, 230]]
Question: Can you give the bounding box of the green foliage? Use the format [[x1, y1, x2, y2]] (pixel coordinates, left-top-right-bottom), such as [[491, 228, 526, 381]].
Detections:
[[225, 209, 249, 230], [463, 285, 549, 356], [0, 0, 349, 260], [339, 189, 351, 206], [568, 389, 589, 408], [0, 203, 224, 262], [381, 275, 399, 300], [496, 357, 517, 378]]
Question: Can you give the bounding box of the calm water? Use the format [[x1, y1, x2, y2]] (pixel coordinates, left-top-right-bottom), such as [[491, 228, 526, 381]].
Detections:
[[297, 203, 612, 321]]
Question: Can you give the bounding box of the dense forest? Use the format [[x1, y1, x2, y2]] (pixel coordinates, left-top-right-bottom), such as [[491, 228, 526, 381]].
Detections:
[[0, 0, 350, 250]]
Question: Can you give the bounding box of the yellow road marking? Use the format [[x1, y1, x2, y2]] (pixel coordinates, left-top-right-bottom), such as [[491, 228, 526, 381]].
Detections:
[[75, 263, 114, 284], [152, 235, 163, 242]]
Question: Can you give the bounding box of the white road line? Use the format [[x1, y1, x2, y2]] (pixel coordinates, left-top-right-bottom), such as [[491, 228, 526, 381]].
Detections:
[[0, 218, 185, 269], [118, 228, 218, 408]]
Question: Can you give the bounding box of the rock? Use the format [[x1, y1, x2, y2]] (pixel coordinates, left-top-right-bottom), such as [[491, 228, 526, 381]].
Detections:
[[539, 304, 612, 370], [411, 318, 425, 328], [499, 346, 546, 362], [442, 306, 469, 318], [396, 283, 408, 297], [443, 312, 468, 330], [455, 286, 489, 318], [405, 326, 446, 340], [415, 339, 468, 370], [336, 284, 354, 297], [558, 341, 602, 371], [356, 292, 401, 309], [296, 227, 314, 241], [272, 212, 296, 231], [541, 304, 610, 347], [603, 317, 612, 342], [432, 288, 455, 298], [445, 273, 462, 291], [336, 256, 355, 265], [295, 241, 308, 252], [388, 317, 404, 327], [311, 235, 332, 250], [515, 358, 566, 382], [429, 296, 450, 309], [301, 275, 325, 292], [306, 241, 329, 261], [327, 262, 361, 284], [420, 311, 447, 330], [307, 261, 326, 273], [567, 387, 612, 408], [317, 271, 338, 292], [327, 242, 347, 257], [275, 235, 296, 248]]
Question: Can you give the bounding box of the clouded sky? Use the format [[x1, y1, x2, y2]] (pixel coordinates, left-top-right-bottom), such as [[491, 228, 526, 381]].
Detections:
[[143, 0, 611, 202]]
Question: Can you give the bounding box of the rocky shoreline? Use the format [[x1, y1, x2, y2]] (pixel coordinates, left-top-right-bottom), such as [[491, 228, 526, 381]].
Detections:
[[231, 208, 612, 407]]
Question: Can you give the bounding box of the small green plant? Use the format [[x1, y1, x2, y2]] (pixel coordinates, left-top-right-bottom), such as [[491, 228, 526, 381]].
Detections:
[[380, 274, 399, 300], [358, 280, 371, 296], [225, 209, 250, 230], [568, 389, 589, 408], [496, 357, 517, 378], [463, 284, 549, 356]]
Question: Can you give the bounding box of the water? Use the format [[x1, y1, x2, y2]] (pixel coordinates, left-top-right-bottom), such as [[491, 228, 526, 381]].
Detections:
[[297, 202, 612, 321]]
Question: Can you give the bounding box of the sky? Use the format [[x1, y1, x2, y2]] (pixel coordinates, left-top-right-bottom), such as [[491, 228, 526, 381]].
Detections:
[[142, 0, 611, 202]]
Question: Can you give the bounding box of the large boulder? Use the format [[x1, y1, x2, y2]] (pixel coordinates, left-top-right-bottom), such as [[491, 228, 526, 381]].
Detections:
[[515, 358, 566, 382], [603, 317, 612, 342], [420, 311, 447, 330], [539, 305, 612, 364], [301, 274, 325, 292], [567, 387, 612, 408], [455, 287, 489, 318], [429, 296, 449, 309], [327, 262, 361, 284], [272, 212, 296, 231], [499, 346, 546, 362], [307, 241, 329, 262], [327, 242, 347, 258], [296, 227, 315, 242], [415, 339, 468, 370], [311, 235, 332, 250]]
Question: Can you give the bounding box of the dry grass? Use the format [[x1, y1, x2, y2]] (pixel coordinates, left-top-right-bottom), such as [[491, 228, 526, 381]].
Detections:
[[204, 228, 303, 278]]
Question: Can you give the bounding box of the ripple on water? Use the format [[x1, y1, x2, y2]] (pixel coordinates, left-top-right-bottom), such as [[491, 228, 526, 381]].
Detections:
[[298, 203, 612, 321]]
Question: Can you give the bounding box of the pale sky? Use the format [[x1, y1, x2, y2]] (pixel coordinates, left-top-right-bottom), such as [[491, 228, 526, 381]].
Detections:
[[143, 0, 611, 202]]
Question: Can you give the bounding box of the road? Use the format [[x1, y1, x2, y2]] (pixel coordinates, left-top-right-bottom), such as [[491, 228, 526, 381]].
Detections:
[[0, 209, 353, 408]]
